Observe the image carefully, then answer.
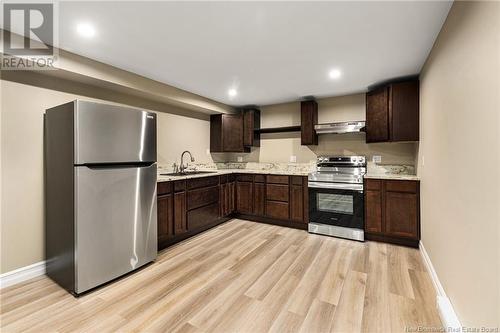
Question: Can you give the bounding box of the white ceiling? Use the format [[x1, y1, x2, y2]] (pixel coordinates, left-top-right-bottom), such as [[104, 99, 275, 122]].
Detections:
[[10, 1, 453, 106]]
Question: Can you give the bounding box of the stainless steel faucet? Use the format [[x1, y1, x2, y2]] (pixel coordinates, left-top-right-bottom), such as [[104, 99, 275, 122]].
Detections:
[[179, 151, 195, 173]]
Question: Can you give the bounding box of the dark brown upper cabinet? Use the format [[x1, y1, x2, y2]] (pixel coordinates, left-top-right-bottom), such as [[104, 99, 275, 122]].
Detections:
[[242, 108, 261, 148], [366, 80, 419, 143], [210, 113, 249, 153], [366, 87, 389, 142], [301, 100, 318, 145]]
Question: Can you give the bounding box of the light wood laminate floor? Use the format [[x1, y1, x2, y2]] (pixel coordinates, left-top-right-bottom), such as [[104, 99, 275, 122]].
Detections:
[[0, 219, 441, 333]]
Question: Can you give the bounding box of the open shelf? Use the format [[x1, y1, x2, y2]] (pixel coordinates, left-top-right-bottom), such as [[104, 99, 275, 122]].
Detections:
[[254, 126, 301, 134]]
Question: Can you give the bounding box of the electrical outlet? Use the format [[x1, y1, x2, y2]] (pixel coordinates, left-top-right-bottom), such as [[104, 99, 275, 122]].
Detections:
[[290, 155, 297, 163], [237, 156, 243, 162], [372, 155, 382, 163]]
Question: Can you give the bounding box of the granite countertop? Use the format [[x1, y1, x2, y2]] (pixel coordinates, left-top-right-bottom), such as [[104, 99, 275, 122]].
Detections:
[[157, 168, 310, 182], [364, 173, 419, 181], [156, 162, 419, 182]]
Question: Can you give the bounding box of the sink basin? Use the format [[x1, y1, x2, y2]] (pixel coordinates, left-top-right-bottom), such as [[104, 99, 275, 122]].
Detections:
[[160, 171, 217, 176]]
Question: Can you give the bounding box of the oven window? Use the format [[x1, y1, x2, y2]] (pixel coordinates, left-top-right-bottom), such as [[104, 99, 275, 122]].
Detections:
[[317, 193, 354, 215]]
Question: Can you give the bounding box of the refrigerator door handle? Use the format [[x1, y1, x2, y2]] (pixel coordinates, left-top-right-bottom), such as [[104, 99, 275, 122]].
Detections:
[[81, 162, 155, 169]]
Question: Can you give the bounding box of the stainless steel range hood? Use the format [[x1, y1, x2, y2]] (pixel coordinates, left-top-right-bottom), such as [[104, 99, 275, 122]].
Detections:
[[314, 121, 365, 134]]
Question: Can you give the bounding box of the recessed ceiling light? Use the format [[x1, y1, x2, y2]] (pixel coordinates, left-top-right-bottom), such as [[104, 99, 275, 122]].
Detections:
[[228, 88, 237, 97], [77, 23, 96, 38], [329, 68, 342, 80]]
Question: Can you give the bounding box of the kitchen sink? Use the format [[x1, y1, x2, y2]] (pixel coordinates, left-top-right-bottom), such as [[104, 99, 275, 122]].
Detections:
[[160, 171, 217, 176]]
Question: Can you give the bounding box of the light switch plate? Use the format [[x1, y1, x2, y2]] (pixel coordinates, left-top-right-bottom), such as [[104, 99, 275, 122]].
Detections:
[[237, 156, 243, 162], [290, 155, 297, 163], [372, 155, 382, 163]]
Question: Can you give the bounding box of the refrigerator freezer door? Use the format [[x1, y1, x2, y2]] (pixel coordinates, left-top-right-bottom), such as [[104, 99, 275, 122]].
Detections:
[[74, 101, 156, 164], [75, 163, 157, 294]]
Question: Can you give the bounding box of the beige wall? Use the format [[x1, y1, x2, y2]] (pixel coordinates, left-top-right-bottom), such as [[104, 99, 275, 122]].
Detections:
[[419, 1, 500, 326], [0, 80, 213, 273], [219, 94, 417, 165]]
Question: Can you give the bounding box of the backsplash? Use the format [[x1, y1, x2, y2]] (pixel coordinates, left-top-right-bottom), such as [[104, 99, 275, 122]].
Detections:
[[158, 161, 416, 176]]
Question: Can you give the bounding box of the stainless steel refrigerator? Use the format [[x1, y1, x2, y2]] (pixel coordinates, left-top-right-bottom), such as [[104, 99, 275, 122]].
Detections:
[[45, 100, 157, 295]]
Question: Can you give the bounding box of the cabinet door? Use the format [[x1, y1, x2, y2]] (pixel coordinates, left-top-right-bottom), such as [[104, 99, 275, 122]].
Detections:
[[365, 190, 382, 233], [157, 194, 173, 242], [174, 192, 187, 235], [229, 182, 235, 213], [221, 183, 230, 217], [366, 87, 389, 142], [290, 185, 304, 222], [301, 100, 318, 145], [385, 191, 418, 239], [236, 181, 253, 214], [223, 183, 228, 216], [254, 182, 265, 216], [243, 110, 254, 147], [222, 114, 244, 152], [390, 81, 419, 142]]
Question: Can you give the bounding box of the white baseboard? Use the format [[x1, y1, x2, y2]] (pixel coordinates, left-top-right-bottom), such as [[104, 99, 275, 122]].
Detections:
[[419, 241, 461, 329], [0, 261, 46, 289]]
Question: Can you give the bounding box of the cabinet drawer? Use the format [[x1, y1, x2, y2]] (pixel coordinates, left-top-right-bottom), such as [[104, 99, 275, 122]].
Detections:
[[385, 180, 418, 193], [157, 181, 172, 195], [187, 203, 219, 231], [254, 174, 265, 183], [266, 184, 289, 202], [266, 201, 289, 220], [364, 179, 382, 191], [174, 180, 186, 192], [219, 175, 228, 184], [266, 175, 289, 184], [291, 176, 304, 186], [237, 174, 253, 182], [228, 174, 236, 182], [187, 176, 219, 190], [187, 186, 219, 210]]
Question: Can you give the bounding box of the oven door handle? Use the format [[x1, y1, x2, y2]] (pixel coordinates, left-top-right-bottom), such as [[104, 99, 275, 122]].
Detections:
[[308, 181, 363, 192]]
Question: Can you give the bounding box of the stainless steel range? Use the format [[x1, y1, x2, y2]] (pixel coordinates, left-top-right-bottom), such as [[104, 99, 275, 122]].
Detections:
[[308, 156, 366, 241]]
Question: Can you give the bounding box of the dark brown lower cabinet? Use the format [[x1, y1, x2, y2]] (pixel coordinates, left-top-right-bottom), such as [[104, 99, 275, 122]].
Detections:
[[254, 182, 265, 216], [364, 178, 420, 247], [173, 191, 187, 235], [385, 191, 418, 238], [229, 181, 235, 213], [158, 174, 309, 250], [158, 176, 229, 251], [236, 181, 253, 214], [157, 193, 173, 244], [234, 174, 308, 229], [290, 184, 304, 222], [220, 177, 237, 217]]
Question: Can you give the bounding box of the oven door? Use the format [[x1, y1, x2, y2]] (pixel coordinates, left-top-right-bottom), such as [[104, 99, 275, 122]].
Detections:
[[308, 181, 364, 229]]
